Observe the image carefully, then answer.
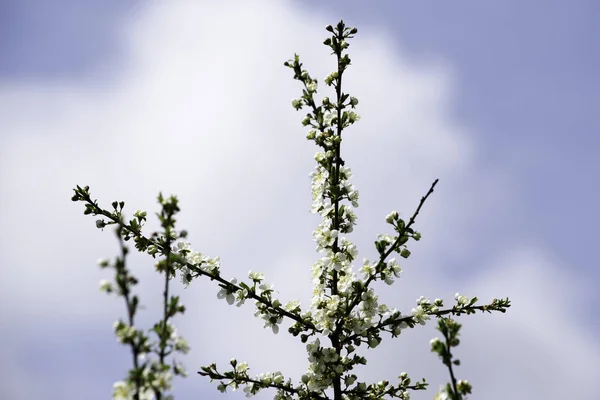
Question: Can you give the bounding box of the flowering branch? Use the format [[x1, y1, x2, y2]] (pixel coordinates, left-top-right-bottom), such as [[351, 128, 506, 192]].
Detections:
[[334, 178, 439, 341], [102, 226, 144, 400], [72, 187, 318, 335], [94, 205, 189, 400], [199, 360, 330, 400], [343, 295, 510, 346], [430, 318, 472, 400], [73, 19, 510, 400]]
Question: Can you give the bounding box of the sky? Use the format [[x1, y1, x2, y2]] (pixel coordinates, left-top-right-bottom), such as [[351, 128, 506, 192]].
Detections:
[[0, 0, 598, 399]]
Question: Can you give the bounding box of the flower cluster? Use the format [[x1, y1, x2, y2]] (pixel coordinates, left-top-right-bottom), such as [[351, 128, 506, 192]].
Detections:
[[167, 237, 304, 335]]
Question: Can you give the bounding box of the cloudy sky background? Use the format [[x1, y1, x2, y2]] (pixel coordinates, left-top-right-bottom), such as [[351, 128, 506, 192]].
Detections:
[[1, 1, 598, 399]]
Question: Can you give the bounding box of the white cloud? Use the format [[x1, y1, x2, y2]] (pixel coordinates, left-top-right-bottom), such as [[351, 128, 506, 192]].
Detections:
[[0, 1, 595, 399]]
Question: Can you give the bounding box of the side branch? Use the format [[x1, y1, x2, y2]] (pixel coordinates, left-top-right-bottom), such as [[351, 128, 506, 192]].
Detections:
[[72, 187, 319, 333], [344, 298, 510, 345], [197, 369, 328, 400], [336, 179, 439, 334]]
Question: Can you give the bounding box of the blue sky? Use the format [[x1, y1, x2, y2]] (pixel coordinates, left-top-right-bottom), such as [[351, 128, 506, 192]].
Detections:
[[0, 1, 598, 399]]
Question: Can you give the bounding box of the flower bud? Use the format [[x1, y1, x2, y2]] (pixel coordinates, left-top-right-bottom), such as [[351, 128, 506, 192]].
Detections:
[[97, 258, 110, 268], [99, 279, 112, 293], [133, 209, 147, 219], [345, 375, 357, 385], [385, 211, 398, 224]]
